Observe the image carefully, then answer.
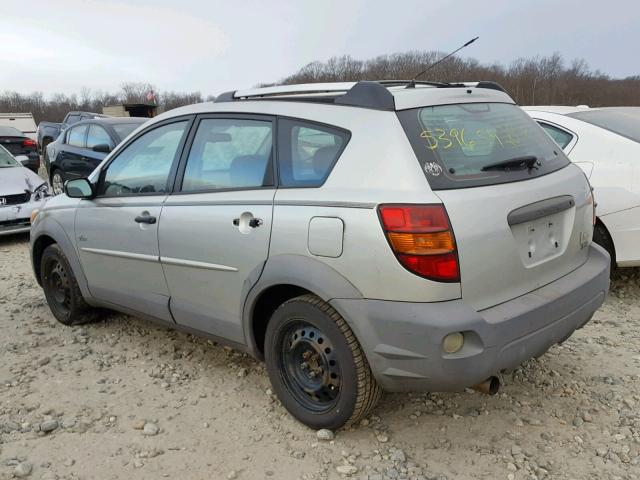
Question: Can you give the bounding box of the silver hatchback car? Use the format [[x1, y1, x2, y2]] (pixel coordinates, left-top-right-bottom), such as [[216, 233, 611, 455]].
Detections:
[[30, 81, 610, 429]]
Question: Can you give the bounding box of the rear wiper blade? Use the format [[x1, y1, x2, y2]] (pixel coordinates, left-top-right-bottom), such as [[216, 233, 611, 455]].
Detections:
[[481, 155, 540, 172]]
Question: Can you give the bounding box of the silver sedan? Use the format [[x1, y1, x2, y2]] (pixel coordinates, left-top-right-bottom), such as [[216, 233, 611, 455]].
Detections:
[[0, 145, 51, 236]]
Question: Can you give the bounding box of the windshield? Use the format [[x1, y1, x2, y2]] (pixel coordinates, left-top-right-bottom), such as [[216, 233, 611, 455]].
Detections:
[[0, 146, 19, 167], [397, 102, 570, 190], [568, 108, 640, 143], [0, 126, 24, 137], [112, 122, 143, 141]]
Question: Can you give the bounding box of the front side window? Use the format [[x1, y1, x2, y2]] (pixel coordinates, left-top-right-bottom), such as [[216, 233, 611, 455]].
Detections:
[[87, 125, 113, 149], [397, 102, 570, 190], [538, 122, 574, 149], [278, 119, 349, 187], [181, 118, 273, 192], [99, 121, 188, 197], [67, 125, 87, 148]]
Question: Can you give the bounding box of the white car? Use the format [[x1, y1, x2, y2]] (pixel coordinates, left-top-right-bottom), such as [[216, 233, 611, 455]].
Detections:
[[524, 106, 640, 269], [0, 145, 51, 235]]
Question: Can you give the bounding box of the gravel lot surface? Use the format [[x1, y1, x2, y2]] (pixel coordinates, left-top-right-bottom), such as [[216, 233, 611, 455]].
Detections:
[[0, 233, 638, 480]]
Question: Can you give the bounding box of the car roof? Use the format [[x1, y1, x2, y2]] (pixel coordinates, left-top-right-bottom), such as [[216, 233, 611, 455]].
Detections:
[[143, 81, 515, 130]]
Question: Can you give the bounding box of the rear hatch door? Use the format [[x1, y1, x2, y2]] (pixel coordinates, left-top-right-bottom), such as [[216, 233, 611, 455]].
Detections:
[[398, 101, 594, 310]]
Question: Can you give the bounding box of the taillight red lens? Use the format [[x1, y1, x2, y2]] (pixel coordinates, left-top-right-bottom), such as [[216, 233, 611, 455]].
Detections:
[[379, 204, 460, 282], [379, 205, 450, 232], [22, 139, 36, 148], [398, 253, 459, 281]]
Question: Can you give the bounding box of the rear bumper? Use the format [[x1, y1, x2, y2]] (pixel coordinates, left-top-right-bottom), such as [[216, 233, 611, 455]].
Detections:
[[332, 244, 610, 392]]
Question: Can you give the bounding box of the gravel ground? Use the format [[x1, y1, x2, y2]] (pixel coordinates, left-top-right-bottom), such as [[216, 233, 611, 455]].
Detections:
[[0, 233, 638, 480]]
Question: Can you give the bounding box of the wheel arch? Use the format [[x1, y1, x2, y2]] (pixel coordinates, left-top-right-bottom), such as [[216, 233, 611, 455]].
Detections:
[[594, 216, 616, 266], [242, 255, 363, 359], [30, 219, 95, 304]]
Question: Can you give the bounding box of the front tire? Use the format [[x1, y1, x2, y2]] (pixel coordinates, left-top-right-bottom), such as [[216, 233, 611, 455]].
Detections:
[[264, 294, 381, 430], [41, 244, 95, 325]]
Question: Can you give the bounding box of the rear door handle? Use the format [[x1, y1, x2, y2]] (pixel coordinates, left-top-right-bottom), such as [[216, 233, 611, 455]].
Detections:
[[135, 214, 156, 224]]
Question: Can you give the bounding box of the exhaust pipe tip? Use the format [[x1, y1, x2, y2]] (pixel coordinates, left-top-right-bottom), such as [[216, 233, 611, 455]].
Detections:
[[472, 376, 500, 395]]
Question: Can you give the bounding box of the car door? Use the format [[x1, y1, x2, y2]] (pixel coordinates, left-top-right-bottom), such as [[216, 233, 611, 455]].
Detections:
[[159, 115, 275, 342], [84, 124, 114, 175], [75, 118, 192, 321], [60, 124, 89, 179]]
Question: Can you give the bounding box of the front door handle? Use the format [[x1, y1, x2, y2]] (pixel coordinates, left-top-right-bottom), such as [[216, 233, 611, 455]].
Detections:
[[135, 213, 156, 224]]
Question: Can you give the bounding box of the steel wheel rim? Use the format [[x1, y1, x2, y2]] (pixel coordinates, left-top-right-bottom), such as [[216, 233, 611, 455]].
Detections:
[[277, 320, 341, 413], [45, 259, 71, 315], [52, 173, 64, 195]]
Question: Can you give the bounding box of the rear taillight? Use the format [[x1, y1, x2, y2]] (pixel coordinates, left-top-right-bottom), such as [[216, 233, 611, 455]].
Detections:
[[379, 204, 460, 282], [22, 139, 36, 148]]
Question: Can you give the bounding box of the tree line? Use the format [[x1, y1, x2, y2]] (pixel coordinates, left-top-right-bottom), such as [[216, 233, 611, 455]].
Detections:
[[0, 83, 213, 124], [1, 52, 638, 125]]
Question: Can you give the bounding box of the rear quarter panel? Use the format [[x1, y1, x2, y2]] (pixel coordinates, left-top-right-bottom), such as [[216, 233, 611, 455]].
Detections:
[[269, 103, 461, 302]]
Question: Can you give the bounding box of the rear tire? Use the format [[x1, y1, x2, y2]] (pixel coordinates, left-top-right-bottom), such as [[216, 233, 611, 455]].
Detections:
[[41, 244, 96, 325], [264, 294, 381, 430], [593, 222, 616, 275]]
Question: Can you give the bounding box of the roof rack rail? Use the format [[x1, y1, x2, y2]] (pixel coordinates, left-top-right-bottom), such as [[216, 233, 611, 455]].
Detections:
[[214, 81, 396, 110], [213, 80, 509, 109], [474, 81, 508, 93]]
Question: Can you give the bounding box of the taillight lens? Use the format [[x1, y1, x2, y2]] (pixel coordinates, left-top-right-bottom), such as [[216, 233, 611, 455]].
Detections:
[[22, 139, 36, 148], [379, 204, 460, 282]]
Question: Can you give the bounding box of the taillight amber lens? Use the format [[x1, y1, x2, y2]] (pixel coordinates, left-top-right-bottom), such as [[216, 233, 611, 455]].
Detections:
[[388, 231, 455, 255], [379, 204, 460, 282]]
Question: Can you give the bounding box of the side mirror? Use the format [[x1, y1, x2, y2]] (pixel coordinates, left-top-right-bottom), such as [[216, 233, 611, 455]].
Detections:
[[65, 178, 94, 199], [14, 155, 29, 166], [92, 143, 112, 153]]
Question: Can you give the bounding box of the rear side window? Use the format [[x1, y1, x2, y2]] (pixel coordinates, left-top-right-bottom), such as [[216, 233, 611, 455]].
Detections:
[[397, 103, 570, 190], [278, 119, 349, 187], [67, 125, 87, 147], [538, 122, 574, 149], [181, 118, 273, 192]]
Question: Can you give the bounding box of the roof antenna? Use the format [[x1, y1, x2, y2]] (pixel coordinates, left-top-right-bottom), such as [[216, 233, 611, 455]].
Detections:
[[406, 36, 479, 88]]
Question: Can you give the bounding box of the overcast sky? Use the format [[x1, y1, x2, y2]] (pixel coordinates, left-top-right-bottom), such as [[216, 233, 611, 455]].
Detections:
[[1, 0, 639, 97]]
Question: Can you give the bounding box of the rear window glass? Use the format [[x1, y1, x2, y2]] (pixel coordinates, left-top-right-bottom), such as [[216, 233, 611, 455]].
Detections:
[[112, 123, 142, 141], [568, 108, 640, 143], [397, 103, 570, 190], [0, 126, 24, 137]]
